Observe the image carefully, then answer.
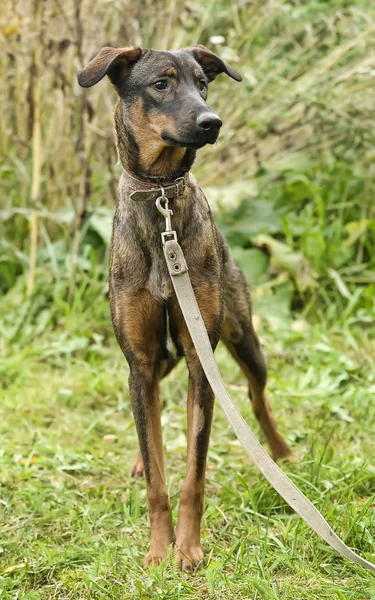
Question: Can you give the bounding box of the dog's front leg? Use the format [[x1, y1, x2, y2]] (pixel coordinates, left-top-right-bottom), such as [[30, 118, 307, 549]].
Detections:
[[169, 283, 222, 572], [110, 289, 173, 565], [175, 358, 215, 572]]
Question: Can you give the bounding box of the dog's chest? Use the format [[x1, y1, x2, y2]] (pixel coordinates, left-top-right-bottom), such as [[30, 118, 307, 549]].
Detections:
[[111, 204, 177, 301], [111, 191, 219, 301], [147, 249, 173, 301]]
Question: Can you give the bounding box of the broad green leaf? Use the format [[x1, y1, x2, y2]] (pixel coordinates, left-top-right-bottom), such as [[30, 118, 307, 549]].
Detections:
[[88, 208, 113, 246], [253, 234, 318, 291], [230, 247, 268, 285]]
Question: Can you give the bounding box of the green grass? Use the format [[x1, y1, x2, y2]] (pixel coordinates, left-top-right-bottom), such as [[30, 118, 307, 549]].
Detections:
[[1, 289, 375, 598], [2, 0, 375, 596]]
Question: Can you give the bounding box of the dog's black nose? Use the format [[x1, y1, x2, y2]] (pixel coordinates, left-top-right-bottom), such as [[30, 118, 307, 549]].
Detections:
[[196, 112, 222, 134]]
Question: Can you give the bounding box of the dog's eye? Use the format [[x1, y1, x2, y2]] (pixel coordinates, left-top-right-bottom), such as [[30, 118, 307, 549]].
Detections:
[[153, 80, 168, 90], [199, 80, 207, 92]]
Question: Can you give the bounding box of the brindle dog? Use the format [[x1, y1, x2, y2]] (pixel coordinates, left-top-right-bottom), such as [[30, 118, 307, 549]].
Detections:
[[78, 44, 290, 572]]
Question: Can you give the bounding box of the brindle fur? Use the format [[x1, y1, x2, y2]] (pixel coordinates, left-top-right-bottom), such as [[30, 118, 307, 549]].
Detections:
[[78, 44, 290, 573]]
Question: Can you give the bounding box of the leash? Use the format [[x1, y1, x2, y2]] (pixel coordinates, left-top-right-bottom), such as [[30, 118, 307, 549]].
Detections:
[[155, 189, 375, 572]]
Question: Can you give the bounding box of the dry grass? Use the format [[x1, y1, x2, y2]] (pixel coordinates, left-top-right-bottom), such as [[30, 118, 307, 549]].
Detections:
[[1, 1, 375, 596], [2, 0, 375, 205]]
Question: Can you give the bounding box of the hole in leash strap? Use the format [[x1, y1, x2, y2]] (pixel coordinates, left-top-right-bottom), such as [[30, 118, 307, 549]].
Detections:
[[168, 252, 176, 261], [173, 263, 181, 272]]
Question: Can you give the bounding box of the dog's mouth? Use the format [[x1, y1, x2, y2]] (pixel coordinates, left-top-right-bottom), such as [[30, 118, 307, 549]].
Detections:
[[161, 133, 216, 150]]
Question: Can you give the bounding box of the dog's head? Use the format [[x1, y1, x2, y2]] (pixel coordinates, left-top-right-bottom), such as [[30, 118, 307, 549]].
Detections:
[[78, 45, 241, 152]]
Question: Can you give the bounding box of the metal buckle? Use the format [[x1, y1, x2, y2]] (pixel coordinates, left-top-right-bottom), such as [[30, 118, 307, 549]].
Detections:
[[161, 230, 177, 244], [174, 177, 185, 198]]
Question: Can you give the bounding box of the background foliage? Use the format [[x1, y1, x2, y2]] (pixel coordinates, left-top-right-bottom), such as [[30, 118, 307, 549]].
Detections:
[[1, 0, 375, 598], [2, 0, 375, 316]]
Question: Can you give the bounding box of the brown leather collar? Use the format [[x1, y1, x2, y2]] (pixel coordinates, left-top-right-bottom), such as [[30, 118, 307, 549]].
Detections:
[[122, 170, 188, 202]]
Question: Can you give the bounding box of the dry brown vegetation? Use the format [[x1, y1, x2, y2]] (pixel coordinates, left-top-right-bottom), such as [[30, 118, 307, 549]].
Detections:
[[2, 2, 375, 597], [2, 0, 375, 204]]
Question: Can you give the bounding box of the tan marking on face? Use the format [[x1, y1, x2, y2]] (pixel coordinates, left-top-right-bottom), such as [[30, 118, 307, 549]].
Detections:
[[165, 67, 177, 77], [128, 99, 187, 177], [148, 109, 178, 137]]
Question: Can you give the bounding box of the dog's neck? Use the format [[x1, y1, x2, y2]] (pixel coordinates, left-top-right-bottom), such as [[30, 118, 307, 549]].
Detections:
[[114, 101, 197, 184]]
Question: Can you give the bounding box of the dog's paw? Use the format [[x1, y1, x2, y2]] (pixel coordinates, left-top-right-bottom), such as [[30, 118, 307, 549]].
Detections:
[[144, 551, 167, 567], [144, 528, 174, 567], [277, 449, 300, 465], [272, 441, 292, 463], [144, 540, 172, 567], [174, 544, 204, 573]]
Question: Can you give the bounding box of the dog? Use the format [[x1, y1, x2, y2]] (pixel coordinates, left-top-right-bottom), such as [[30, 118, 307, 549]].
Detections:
[[78, 44, 290, 572]]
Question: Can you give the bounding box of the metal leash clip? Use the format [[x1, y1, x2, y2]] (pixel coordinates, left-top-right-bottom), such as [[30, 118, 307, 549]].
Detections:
[[156, 186, 177, 243]]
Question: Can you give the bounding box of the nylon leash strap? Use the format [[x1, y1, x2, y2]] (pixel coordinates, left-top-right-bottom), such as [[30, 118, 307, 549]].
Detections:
[[156, 192, 375, 572]]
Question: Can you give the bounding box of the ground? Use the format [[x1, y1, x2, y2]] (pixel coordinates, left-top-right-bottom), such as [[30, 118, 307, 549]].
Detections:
[[2, 0, 375, 596], [1, 304, 375, 599]]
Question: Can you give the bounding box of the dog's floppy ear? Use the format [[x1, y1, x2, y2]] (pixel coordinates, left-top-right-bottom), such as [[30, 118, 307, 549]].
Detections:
[[78, 46, 142, 88], [183, 45, 242, 83]]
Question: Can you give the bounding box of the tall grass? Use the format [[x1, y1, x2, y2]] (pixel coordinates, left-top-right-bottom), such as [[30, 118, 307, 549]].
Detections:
[[1, 0, 375, 312], [1, 3, 375, 596]]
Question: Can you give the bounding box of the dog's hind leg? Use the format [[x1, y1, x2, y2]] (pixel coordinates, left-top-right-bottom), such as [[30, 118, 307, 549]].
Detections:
[[222, 257, 291, 461], [111, 289, 174, 565]]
